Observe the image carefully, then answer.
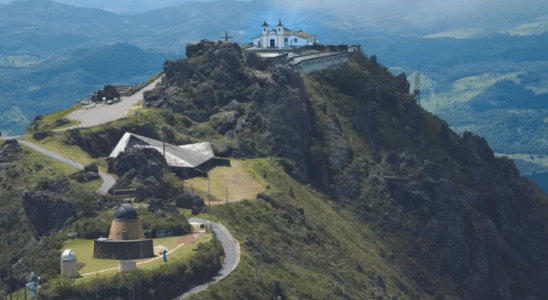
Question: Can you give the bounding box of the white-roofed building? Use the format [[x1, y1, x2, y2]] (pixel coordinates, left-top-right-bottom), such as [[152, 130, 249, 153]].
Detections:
[[109, 132, 220, 176], [109, 132, 219, 177], [252, 20, 318, 49], [60, 249, 79, 278]]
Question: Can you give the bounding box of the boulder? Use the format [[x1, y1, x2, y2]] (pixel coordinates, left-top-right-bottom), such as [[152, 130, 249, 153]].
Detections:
[[210, 111, 238, 134], [32, 131, 51, 141], [143, 85, 167, 108], [108, 147, 168, 177], [186, 40, 216, 59], [0, 139, 23, 163], [175, 192, 205, 209], [84, 163, 99, 174], [163, 58, 205, 87], [54, 118, 70, 127], [244, 51, 259, 69]]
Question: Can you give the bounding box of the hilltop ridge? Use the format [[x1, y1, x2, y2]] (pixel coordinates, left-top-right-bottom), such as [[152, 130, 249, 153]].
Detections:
[[56, 40, 548, 299], [2, 40, 548, 299]]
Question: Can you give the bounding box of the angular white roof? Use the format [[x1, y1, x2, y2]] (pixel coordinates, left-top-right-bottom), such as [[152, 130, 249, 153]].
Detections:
[[109, 132, 214, 169]]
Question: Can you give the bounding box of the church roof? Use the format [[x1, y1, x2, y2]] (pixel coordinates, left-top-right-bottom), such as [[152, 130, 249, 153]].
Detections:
[[284, 29, 315, 39], [109, 132, 214, 169], [277, 19, 283, 26], [262, 21, 268, 26]]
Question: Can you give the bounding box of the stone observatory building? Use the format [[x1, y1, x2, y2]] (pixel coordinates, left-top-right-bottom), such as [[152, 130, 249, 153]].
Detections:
[[93, 204, 154, 260], [60, 249, 79, 278]]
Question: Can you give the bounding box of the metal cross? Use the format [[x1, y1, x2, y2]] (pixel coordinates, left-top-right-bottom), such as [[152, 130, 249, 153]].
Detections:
[[220, 31, 233, 42]]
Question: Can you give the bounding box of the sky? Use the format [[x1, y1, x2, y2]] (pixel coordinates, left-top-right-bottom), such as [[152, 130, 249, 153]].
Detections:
[[1, 0, 547, 34]]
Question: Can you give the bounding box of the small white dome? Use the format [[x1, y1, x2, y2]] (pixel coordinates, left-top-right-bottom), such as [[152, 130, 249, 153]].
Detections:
[[61, 249, 77, 261]]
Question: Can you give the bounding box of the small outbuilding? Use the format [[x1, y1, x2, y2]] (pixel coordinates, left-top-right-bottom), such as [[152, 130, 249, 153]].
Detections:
[[60, 249, 79, 278]]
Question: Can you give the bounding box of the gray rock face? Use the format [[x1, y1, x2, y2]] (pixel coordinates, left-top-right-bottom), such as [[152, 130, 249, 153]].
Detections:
[[254, 64, 313, 182], [108, 147, 168, 178], [143, 84, 167, 108], [84, 162, 98, 174], [382, 135, 548, 299], [395, 73, 410, 94], [401, 102, 425, 147], [210, 111, 238, 134], [163, 58, 205, 87], [22, 191, 76, 236], [175, 191, 205, 215], [458, 131, 495, 167], [32, 131, 51, 141], [0, 139, 23, 163], [186, 40, 216, 59], [355, 103, 380, 143]]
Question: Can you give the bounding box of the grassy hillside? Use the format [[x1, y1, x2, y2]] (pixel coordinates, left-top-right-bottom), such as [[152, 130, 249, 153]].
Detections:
[[187, 158, 426, 300], [0, 139, 104, 291], [5, 41, 548, 299]]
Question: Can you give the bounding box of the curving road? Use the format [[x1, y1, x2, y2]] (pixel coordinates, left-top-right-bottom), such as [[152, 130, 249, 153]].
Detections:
[[65, 76, 163, 129], [17, 140, 115, 194], [175, 217, 241, 299]]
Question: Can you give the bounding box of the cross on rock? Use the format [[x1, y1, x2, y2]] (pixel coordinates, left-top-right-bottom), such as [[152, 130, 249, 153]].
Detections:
[[220, 31, 233, 42]]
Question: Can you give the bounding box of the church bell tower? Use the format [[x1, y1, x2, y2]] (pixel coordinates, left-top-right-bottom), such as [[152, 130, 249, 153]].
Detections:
[[261, 21, 269, 48], [276, 19, 284, 49]]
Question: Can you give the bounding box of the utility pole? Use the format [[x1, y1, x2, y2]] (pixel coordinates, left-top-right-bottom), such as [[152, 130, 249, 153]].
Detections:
[[414, 65, 421, 106], [163, 132, 166, 159], [208, 179, 211, 214]]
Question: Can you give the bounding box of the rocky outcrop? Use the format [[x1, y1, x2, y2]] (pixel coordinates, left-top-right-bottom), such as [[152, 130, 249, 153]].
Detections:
[[175, 192, 206, 215], [163, 58, 205, 87], [395, 73, 410, 94], [32, 131, 51, 141], [401, 102, 425, 148], [22, 191, 76, 236], [381, 142, 548, 299], [0, 139, 23, 163], [65, 123, 159, 158], [108, 147, 168, 177]]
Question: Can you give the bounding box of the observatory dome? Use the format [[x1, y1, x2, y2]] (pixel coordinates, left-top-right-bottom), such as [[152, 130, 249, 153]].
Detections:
[[61, 249, 77, 261], [114, 203, 138, 221]]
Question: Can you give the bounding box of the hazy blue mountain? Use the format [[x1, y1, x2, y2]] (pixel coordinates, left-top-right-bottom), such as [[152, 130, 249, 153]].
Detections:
[[465, 80, 548, 113], [0, 43, 171, 135]]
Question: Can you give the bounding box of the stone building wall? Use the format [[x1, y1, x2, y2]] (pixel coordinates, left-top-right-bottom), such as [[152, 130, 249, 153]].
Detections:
[[108, 219, 145, 240], [295, 52, 350, 73], [93, 239, 154, 260]]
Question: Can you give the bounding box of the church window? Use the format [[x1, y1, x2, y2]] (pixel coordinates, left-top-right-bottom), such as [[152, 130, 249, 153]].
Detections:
[[284, 37, 288, 43], [294, 38, 298, 43]]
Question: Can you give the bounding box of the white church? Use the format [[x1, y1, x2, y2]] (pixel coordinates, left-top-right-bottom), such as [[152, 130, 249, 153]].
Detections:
[[252, 20, 319, 49]]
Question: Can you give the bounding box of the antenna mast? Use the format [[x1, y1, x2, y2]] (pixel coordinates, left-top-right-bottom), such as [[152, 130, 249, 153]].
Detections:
[[414, 65, 421, 106]]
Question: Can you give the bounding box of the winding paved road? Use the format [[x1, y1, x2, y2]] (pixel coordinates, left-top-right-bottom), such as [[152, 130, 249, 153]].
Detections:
[[65, 76, 163, 129], [175, 217, 241, 299], [18, 140, 115, 194]]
